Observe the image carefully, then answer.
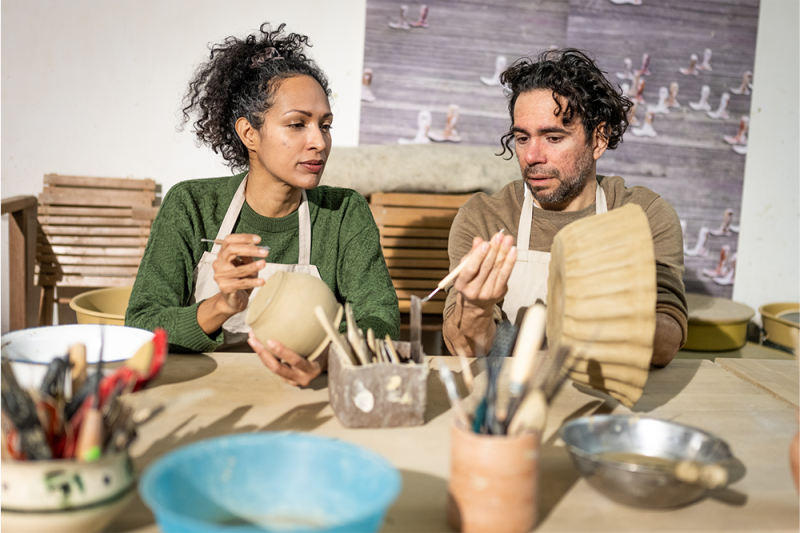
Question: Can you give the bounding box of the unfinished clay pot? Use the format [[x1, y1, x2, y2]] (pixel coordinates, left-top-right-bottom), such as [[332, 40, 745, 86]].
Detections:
[[547, 203, 656, 408], [447, 423, 539, 533], [246, 271, 342, 360]]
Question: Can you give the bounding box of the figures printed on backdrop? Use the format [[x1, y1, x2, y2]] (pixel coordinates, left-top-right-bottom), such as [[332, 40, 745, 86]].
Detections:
[[429, 104, 462, 143], [362, 68, 376, 102], [616, 58, 634, 80], [481, 56, 508, 86], [680, 54, 699, 75], [627, 98, 640, 126], [697, 49, 713, 71], [632, 110, 657, 137], [666, 82, 680, 108], [709, 208, 739, 236], [635, 53, 651, 76], [684, 227, 710, 257], [731, 71, 753, 95], [389, 4, 429, 30], [633, 77, 647, 104], [724, 116, 749, 153], [648, 87, 671, 114], [703, 246, 738, 286], [689, 85, 712, 111], [707, 93, 730, 120], [398, 110, 432, 144]]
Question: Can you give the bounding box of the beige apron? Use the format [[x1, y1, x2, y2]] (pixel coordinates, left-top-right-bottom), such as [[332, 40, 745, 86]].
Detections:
[[502, 180, 607, 326], [191, 175, 321, 347]]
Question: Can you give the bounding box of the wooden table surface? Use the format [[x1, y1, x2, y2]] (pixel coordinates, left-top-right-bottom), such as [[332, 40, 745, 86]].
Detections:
[[716, 358, 799, 408], [107, 355, 799, 533]]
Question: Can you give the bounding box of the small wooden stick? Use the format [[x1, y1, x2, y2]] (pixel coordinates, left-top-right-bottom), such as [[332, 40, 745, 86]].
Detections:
[[314, 305, 354, 367]]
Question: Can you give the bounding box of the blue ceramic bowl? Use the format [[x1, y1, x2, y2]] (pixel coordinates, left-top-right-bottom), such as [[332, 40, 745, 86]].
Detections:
[[139, 433, 401, 533]]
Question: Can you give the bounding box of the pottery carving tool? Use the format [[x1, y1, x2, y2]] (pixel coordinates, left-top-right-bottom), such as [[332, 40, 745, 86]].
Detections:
[[201, 238, 270, 251], [314, 305, 355, 367], [76, 327, 104, 462], [0, 358, 53, 460], [507, 388, 548, 437], [420, 228, 505, 303], [68, 343, 87, 399], [344, 303, 371, 366], [410, 295, 422, 363], [384, 335, 400, 364], [503, 304, 547, 427], [436, 360, 471, 429]]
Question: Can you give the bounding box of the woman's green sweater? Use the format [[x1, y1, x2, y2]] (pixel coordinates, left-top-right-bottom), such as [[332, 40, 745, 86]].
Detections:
[[126, 172, 400, 353]]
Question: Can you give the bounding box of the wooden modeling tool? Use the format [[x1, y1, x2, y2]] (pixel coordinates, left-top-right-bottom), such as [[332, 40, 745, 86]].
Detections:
[[314, 305, 355, 367], [384, 335, 400, 364], [201, 238, 270, 251], [503, 304, 547, 427], [345, 303, 371, 366], [507, 388, 547, 437], [76, 327, 104, 462], [420, 229, 505, 303], [69, 343, 87, 397]]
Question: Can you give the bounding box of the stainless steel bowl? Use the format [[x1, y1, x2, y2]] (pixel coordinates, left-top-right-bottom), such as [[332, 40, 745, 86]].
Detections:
[[560, 415, 734, 508]]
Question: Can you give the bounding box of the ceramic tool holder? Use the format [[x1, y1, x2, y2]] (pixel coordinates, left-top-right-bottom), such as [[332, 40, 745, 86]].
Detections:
[[447, 422, 540, 533], [328, 341, 428, 428]]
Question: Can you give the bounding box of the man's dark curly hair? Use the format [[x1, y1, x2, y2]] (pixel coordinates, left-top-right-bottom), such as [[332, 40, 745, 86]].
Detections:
[[498, 48, 632, 159], [181, 23, 331, 171]]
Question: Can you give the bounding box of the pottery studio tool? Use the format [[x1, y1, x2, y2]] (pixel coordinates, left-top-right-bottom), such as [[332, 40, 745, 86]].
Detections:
[[502, 303, 547, 429], [419, 229, 505, 304], [482, 320, 519, 435], [345, 303, 371, 366], [314, 305, 356, 367], [0, 358, 53, 460], [68, 343, 88, 398], [436, 359, 471, 429], [76, 327, 104, 462], [410, 295, 422, 362], [200, 238, 270, 251]]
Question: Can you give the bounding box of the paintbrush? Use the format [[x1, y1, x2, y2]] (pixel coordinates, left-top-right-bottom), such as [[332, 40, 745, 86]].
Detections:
[[420, 229, 505, 303], [484, 321, 518, 434], [76, 327, 104, 462], [0, 358, 53, 460], [436, 360, 472, 429]]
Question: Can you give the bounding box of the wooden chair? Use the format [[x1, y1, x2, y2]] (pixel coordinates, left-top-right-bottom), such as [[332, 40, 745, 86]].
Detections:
[[369, 191, 474, 316], [36, 174, 158, 325]]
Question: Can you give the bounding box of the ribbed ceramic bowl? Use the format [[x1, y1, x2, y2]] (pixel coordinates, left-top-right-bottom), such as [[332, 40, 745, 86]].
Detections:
[[1, 452, 136, 533], [139, 433, 402, 533]]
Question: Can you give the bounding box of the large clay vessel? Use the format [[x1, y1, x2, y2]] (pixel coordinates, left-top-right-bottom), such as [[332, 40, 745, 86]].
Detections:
[[246, 271, 342, 360], [547, 203, 656, 407]]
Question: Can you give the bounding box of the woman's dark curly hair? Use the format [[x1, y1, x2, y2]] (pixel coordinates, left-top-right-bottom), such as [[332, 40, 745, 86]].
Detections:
[[181, 23, 331, 171], [498, 48, 632, 159]]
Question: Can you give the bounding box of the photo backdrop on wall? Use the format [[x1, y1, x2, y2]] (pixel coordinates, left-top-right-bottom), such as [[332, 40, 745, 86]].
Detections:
[[360, 0, 759, 298]]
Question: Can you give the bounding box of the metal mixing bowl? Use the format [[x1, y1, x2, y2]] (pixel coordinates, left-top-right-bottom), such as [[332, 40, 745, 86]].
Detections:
[[560, 415, 734, 508]]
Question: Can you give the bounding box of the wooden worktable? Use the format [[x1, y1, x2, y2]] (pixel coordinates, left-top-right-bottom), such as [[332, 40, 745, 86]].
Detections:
[[107, 355, 799, 533]]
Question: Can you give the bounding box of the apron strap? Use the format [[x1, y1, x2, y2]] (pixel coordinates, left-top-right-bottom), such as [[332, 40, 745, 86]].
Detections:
[[212, 174, 249, 253], [516, 184, 534, 252], [298, 189, 312, 265]]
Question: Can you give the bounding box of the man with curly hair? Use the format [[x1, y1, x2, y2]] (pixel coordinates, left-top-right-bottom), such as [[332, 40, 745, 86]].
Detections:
[[442, 49, 687, 367]]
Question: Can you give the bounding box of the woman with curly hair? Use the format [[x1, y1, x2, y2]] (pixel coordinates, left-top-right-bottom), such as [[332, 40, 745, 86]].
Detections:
[[126, 23, 399, 386]]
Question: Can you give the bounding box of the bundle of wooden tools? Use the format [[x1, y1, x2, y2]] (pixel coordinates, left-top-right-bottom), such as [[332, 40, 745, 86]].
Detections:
[[315, 302, 419, 367], [436, 304, 585, 437], [1, 328, 168, 462]]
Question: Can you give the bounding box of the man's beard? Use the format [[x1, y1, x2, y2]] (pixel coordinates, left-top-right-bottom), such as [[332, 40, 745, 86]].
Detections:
[[522, 147, 594, 206]]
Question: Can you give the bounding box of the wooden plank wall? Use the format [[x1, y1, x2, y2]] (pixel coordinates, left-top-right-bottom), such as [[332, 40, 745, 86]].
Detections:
[[361, 0, 760, 299]]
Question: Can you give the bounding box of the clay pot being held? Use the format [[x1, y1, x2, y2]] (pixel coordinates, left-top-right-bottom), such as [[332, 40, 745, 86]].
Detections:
[[246, 271, 342, 359]]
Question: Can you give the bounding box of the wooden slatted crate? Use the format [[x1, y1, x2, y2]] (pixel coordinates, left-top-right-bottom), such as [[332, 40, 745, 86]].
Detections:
[[36, 174, 159, 325], [369, 191, 473, 315]]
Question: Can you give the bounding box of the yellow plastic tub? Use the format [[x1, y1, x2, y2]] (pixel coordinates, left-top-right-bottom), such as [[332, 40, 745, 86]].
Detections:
[[684, 294, 755, 352], [759, 302, 799, 354], [69, 286, 133, 326]]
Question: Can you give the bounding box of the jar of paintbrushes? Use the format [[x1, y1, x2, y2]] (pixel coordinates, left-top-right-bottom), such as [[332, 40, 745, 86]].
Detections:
[[439, 304, 572, 533]]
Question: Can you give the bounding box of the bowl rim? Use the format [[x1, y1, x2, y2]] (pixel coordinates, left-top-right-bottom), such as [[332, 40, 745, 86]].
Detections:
[[559, 414, 733, 474], [139, 431, 402, 529]]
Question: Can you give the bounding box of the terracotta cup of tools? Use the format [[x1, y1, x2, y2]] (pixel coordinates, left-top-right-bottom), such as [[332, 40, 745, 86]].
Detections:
[[447, 423, 540, 533]]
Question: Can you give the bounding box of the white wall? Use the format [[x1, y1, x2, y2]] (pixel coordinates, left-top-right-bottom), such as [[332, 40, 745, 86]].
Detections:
[[732, 0, 800, 318], [1, 0, 367, 332]]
